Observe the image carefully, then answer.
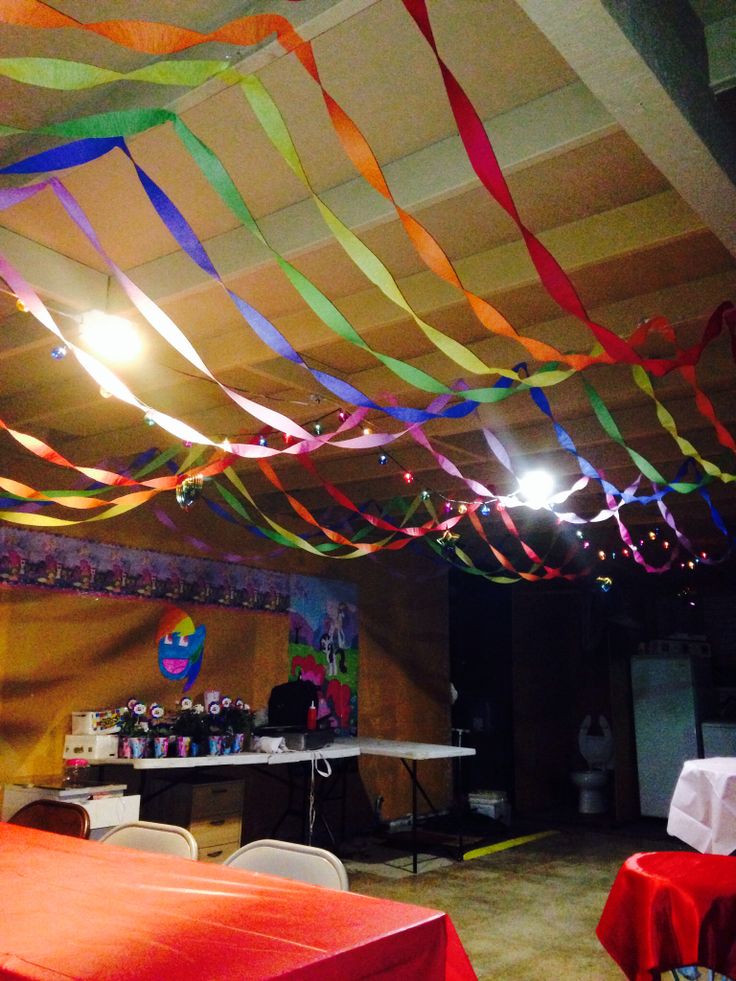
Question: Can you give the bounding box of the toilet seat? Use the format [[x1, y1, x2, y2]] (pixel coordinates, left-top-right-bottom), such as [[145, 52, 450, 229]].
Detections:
[[578, 714, 613, 769]]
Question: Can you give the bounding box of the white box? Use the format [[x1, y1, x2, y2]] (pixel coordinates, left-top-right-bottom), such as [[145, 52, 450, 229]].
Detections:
[[64, 733, 120, 760], [2, 785, 139, 838], [85, 795, 140, 839], [71, 711, 119, 735]]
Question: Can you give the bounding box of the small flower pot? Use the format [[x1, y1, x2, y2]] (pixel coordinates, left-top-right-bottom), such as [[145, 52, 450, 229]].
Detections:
[[208, 735, 223, 756], [129, 736, 147, 759], [232, 733, 245, 753], [174, 736, 191, 758], [152, 736, 169, 759]]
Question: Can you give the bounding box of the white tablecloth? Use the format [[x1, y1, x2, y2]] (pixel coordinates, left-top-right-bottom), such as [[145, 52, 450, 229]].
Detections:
[[667, 757, 736, 855]]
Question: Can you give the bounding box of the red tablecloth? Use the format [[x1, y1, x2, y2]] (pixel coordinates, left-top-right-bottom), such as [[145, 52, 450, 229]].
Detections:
[[0, 823, 476, 980], [596, 851, 736, 981]]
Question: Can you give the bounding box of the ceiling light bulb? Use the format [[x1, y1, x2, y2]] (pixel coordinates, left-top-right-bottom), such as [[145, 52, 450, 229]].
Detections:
[[517, 469, 554, 509], [80, 310, 141, 363]]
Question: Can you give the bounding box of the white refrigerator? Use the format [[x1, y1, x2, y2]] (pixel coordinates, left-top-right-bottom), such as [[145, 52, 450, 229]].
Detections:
[[631, 654, 710, 818]]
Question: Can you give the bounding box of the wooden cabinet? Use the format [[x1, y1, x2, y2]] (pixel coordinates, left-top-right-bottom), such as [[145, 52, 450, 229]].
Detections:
[[142, 775, 244, 863]]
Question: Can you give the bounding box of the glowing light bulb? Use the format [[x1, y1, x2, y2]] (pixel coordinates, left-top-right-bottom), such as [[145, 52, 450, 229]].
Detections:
[[517, 469, 554, 509], [480, 502, 491, 515], [50, 345, 68, 360], [362, 426, 373, 437], [378, 452, 388, 465], [420, 489, 430, 501], [402, 471, 414, 484], [457, 503, 468, 514], [258, 434, 268, 447], [80, 310, 141, 362]]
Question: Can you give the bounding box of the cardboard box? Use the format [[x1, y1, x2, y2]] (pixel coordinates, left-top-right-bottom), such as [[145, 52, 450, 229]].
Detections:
[[71, 710, 119, 735], [63, 733, 120, 760]]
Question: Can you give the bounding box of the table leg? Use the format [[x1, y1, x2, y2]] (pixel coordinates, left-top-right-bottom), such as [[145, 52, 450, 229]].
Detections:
[[411, 759, 418, 874]]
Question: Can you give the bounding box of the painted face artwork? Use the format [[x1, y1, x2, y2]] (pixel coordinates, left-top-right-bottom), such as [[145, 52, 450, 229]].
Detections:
[[156, 607, 206, 692]]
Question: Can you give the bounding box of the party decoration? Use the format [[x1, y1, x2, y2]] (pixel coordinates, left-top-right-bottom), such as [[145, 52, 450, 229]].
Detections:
[[0, 2, 732, 583], [156, 607, 206, 693], [175, 475, 203, 510]]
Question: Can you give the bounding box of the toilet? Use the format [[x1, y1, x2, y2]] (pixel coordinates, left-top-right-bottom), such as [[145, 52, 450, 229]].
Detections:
[[570, 715, 613, 814]]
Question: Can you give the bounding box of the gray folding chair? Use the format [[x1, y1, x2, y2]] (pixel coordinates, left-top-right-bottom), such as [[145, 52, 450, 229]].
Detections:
[[99, 820, 198, 859], [224, 838, 348, 890]]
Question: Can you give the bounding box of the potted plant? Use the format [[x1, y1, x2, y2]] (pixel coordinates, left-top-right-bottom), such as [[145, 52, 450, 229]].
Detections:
[[148, 703, 172, 758], [223, 697, 252, 752], [206, 699, 225, 755], [117, 699, 149, 758], [172, 697, 208, 756]]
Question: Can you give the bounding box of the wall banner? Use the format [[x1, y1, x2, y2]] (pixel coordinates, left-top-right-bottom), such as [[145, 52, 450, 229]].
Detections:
[[288, 575, 359, 735], [0, 527, 290, 612]]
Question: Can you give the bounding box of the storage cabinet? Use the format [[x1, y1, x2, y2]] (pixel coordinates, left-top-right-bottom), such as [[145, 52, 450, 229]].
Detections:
[[142, 776, 244, 863]]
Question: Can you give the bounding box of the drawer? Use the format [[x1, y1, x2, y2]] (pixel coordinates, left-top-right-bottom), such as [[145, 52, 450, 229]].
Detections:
[[190, 815, 242, 848], [198, 839, 241, 864], [190, 781, 244, 820]]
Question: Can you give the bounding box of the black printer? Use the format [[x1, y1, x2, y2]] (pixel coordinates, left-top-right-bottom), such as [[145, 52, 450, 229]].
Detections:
[[255, 680, 334, 750]]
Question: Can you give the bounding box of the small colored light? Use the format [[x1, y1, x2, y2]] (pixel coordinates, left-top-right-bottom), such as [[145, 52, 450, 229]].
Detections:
[[99, 387, 111, 399], [314, 422, 322, 436], [144, 412, 155, 427], [183, 440, 193, 448], [622, 548, 630, 557], [16, 298, 28, 313], [403, 471, 414, 484], [51, 345, 68, 360], [576, 530, 584, 539], [582, 540, 590, 549], [378, 453, 388, 465], [458, 503, 468, 514], [420, 489, 430, 501], [687, 560, 695, 570], [662, 540, 670, 550], [258, 434, 267, 447], [649, 530, 656, 540], [598, 550, 606, 560], [338, 409, 347, 422], [480, 503, 491, 515], [283, 433, 292, 446], [362, 426, 373, 437]]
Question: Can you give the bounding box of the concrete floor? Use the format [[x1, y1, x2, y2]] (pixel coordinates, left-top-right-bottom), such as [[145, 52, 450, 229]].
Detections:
[[342, 815, 687, 980]]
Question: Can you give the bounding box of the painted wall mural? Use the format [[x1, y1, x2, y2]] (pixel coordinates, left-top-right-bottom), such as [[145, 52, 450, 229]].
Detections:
[[288, 576, 359, 735]]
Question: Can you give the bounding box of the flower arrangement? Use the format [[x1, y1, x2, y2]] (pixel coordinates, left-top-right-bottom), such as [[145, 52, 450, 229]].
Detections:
[[171, 697, 205, 735], [116, 698, 149, 737], [224, 697, 253, 737]]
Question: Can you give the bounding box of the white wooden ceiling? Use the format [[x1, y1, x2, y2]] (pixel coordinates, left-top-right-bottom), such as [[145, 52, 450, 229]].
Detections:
[[0, 0, 734, 571]]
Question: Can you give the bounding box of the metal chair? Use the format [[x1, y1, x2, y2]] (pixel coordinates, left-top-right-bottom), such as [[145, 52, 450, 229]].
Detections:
[[8, 799, 91, 839], [224, 838, 348, 890], [98, 820, 198, 859]]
